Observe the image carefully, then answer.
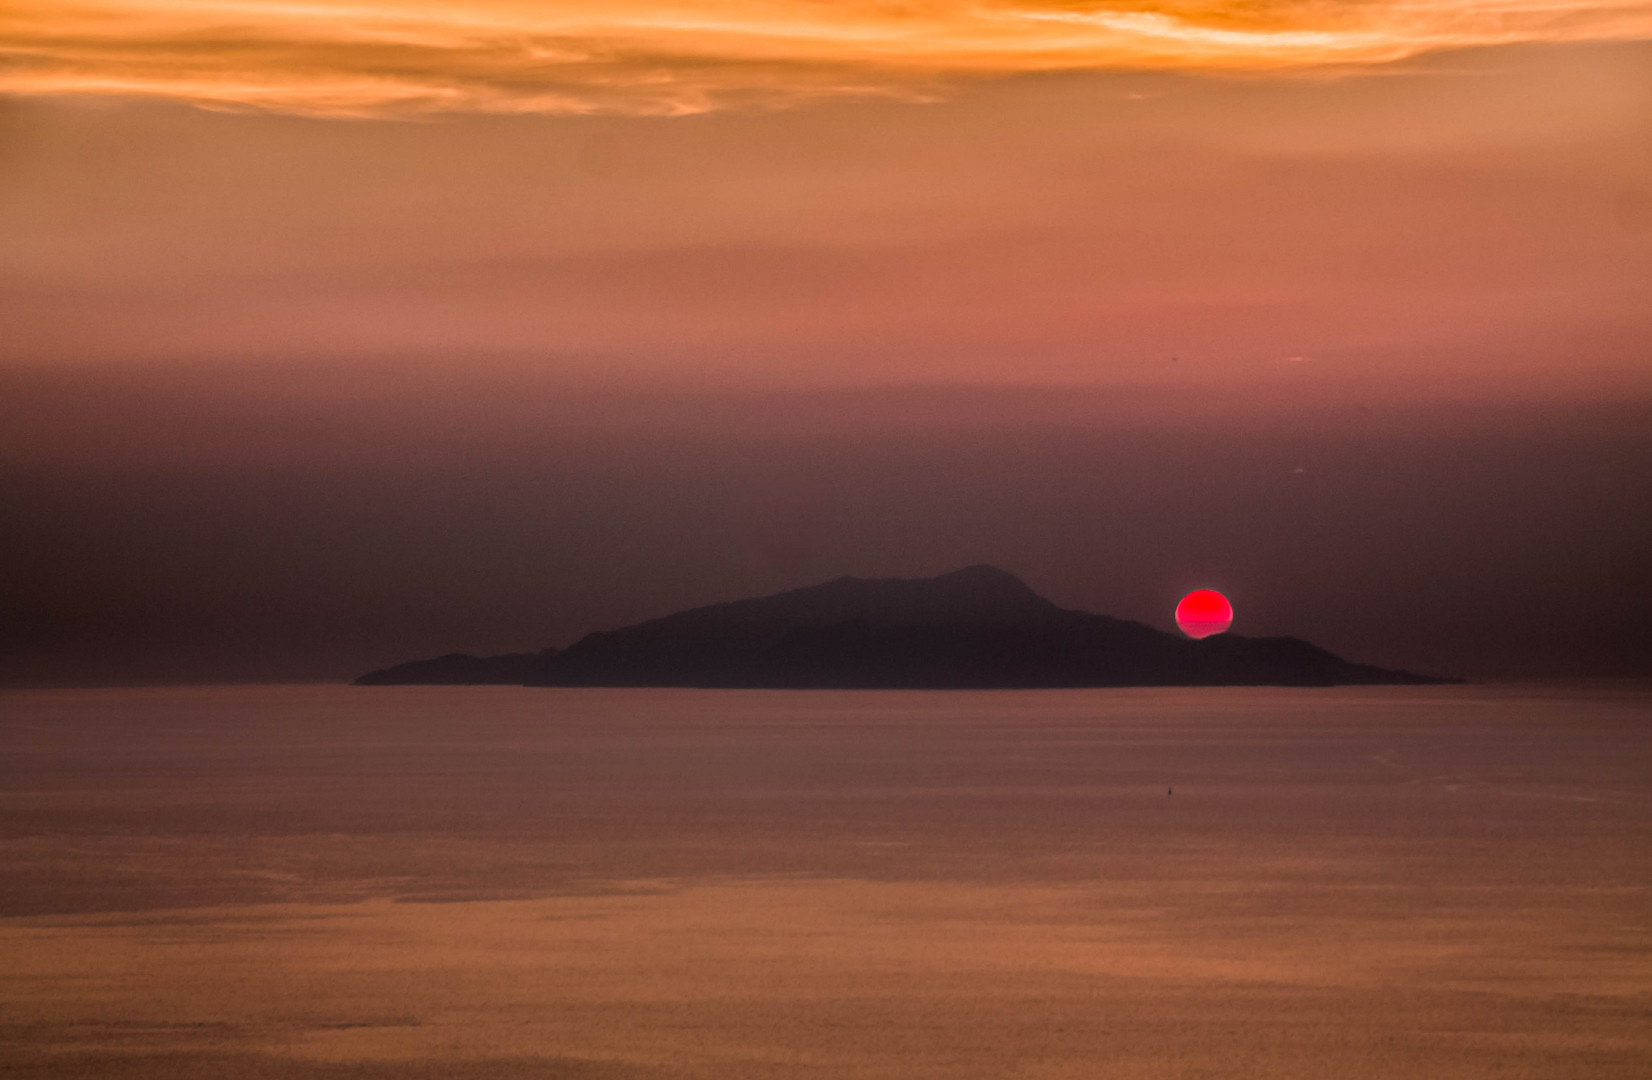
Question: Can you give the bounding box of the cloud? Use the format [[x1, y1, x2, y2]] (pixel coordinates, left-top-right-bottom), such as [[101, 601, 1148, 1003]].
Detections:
[[2, 1, 1651, 115]]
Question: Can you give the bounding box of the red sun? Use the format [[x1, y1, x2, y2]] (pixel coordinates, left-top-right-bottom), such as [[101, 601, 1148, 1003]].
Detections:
[[1175, 589, 1233, 639]]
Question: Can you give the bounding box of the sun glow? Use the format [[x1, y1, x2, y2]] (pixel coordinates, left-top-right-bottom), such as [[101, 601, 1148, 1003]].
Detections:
[[3, 0, 1650, 115]]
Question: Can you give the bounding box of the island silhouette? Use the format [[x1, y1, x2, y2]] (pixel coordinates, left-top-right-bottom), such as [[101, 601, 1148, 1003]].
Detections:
[[355, 566, 1454, 688]]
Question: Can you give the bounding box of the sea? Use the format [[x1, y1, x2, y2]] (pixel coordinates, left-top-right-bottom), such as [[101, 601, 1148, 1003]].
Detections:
[[2, 683, 1648, 1078]]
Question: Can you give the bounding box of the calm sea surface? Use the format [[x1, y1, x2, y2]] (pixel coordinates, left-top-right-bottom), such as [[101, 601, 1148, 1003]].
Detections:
[[2, 684, 1648, 1077]]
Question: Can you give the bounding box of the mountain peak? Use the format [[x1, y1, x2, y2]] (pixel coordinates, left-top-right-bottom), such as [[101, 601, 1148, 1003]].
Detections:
[[745, 565, 1055, 627], [933, 563, 1041, 591], [901, 564, 1050, 608]]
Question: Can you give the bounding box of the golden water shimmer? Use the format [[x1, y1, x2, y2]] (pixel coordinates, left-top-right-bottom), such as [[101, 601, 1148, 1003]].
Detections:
[[5, 1, 1652, 114], [2, 685, 1648, 1077]]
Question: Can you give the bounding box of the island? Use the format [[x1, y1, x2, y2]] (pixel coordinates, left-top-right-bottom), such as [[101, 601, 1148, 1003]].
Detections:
[[355, 565, 1455, 688]]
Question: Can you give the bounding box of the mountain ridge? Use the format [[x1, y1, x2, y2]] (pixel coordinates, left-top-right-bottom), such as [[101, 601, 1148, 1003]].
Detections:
[[354, 566, 1456, 688]]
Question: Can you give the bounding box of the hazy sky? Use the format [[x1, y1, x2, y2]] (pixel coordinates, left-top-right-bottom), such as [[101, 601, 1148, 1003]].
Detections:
[[1, 3, 1649, 683]]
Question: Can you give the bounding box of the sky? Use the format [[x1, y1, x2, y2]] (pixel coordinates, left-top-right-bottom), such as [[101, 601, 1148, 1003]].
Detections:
[[1, 1, 1650, 684]]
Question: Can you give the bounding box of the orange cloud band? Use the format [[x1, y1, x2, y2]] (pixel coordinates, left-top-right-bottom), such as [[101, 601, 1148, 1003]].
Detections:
[[4, 1, 1652, 115]]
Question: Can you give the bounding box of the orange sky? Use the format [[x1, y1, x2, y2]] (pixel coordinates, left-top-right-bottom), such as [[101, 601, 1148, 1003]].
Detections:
[[4, 2, 1648, 400], [6, 1, 1652, 114], [3, 38, 1648, 404]]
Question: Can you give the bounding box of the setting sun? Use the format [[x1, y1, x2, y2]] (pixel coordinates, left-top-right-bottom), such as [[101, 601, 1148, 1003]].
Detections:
[[1176, 588, 1234, 639]]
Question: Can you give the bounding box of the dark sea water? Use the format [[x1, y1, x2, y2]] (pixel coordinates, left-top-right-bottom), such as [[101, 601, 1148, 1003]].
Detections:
[[1, 684, 1648, 1078]]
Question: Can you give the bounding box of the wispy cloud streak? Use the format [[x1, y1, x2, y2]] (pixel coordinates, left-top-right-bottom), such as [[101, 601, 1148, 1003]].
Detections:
[[4, 1, 1651, 115]]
